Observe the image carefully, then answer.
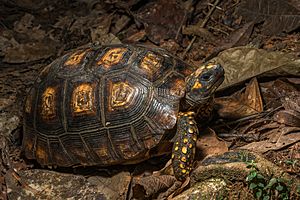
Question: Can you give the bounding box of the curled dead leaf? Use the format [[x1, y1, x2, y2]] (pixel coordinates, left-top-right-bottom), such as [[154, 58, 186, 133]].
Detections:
[[131, 175, 178, 199], [196, 128, 228, 158], [210, 47, 300, 90], [215, 78, 263, 119]]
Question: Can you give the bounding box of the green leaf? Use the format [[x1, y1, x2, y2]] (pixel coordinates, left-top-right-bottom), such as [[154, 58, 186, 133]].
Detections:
[[263, 196, 270, 200], [246, 171, 257, 181], [276, 184, 284, 191], [256, 173, 265, 180], [266, 178, 277, 188], [285, 160, 294, 165], [249, 183, 257, 189], [258, 183, 265, 188], [256, 189, 262, 198]]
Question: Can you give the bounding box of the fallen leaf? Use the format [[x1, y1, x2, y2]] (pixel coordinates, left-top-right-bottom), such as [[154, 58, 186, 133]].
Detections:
[[237, 0, 300, 35], [182, 26, 216, 43], [137, 0, 185, 44], [111, 14, 131, 34], [131, 175, 178, 199], [260, 79, 300, 110], [239, 127, 300, 153], [206, 22, 254, 60], [3, 41, 58, 63], [215, 78, 263, 119], [89, 15, 112, 41], [196, 128, 228, 158], [124, 30, 147, 43], [273, 110, 300, 127], [209, 47, 300, 90]]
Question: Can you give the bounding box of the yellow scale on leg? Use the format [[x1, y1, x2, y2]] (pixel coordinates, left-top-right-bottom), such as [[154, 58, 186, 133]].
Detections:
[[171, 111, 198, 181]]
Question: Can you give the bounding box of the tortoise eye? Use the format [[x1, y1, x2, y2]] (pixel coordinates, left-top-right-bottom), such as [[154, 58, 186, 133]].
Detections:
[[201, 72, 212, 81]]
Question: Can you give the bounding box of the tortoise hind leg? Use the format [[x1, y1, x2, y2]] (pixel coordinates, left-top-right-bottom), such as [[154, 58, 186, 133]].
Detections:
[[172, 111, 198, 181]]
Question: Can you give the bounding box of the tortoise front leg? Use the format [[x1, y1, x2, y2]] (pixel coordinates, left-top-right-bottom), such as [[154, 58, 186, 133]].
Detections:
[[172, 111, 198, 181]]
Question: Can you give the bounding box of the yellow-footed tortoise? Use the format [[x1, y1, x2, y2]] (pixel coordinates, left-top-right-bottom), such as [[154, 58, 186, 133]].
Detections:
[[23, 44, 224, 181]]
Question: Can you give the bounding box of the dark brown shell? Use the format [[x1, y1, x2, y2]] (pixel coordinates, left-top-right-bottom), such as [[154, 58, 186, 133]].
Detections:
[[23, 44, 196, 167]]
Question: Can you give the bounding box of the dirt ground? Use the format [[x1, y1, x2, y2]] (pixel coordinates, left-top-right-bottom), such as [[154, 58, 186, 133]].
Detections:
[[0, 0, 299, 199]]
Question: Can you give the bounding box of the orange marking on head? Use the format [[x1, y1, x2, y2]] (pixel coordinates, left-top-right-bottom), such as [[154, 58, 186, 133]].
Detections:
[[41, 87, 56, 120], [97, 48, 127, 68], [72, 83, 95, 115], [192, 81, 202, 89]]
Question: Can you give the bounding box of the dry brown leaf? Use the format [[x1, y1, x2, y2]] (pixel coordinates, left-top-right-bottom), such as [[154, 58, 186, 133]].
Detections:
[[210, 47, 300, 91], [206, 22, 255, 60], [239, 127, 300, 153], [111, 14, 131, 34], [125, 30, 147, 43], [182, 26, 217, 43], [196, 128, 228, 158], [137, 0, 185, 44], [274, 110, 300, 127], [3, 41, 58, 63], [215, 78, 263, 119], [131, 175, 178, 199], [237, 0, 300, 35]]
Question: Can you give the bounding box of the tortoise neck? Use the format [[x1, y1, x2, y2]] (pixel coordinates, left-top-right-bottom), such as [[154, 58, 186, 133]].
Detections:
[[180, 96, 214, 114]]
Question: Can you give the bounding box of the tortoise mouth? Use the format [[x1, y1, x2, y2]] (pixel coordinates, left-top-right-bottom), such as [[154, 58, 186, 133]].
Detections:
[[208, 74, 224, 93]]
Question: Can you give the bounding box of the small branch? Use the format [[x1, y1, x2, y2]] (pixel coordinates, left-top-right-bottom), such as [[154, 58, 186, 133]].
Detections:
[[182, 0, 221, 59]]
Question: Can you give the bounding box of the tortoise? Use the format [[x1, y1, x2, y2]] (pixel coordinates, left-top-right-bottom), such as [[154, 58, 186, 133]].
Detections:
[[22, 44, 224, 181]]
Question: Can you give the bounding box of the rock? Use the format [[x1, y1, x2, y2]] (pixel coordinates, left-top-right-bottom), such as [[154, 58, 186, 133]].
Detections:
[[6, 169, 131, 200]]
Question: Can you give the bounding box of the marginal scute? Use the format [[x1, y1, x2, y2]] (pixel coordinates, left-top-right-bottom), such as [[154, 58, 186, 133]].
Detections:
[[25, 89, 34, 114]]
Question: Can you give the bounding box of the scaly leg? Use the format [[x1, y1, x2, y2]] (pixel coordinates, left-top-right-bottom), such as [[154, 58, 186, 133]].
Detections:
[[172, 111, 198, 181]]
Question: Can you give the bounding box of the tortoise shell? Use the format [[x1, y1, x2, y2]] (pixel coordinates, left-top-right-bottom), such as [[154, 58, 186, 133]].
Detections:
[[23, 44, 196, 167]]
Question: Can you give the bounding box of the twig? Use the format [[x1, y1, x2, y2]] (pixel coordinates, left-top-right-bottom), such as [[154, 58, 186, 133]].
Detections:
[[207, 25, 229, 36], [182, 0, 221, 59]]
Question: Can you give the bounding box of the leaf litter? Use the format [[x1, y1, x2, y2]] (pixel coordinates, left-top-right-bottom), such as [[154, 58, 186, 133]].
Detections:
[[0, 0, 300, 199]]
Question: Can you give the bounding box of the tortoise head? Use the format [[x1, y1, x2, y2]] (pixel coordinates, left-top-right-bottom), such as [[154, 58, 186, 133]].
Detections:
[[185, 63, 224, 104]]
